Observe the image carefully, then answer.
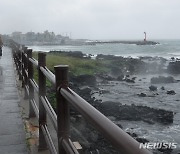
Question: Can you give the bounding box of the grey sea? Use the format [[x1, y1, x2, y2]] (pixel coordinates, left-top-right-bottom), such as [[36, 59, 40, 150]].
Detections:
[[28, 39, 180, 153], [28, 39, 180, 59]]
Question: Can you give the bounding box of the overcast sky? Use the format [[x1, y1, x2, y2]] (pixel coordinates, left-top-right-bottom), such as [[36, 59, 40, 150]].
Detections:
[[0, 0, 180, 40]]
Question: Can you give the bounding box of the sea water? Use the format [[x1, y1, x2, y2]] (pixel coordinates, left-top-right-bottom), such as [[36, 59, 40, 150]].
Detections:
[[28, 39, 180, 59]]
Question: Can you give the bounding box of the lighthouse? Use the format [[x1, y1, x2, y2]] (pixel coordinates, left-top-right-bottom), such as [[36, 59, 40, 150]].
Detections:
[[144, 32, 147, 42]]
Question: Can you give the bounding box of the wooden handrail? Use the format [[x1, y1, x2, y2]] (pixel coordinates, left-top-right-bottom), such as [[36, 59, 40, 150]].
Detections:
[[60, 87, 151, 154], [10, 40, 152, 154]]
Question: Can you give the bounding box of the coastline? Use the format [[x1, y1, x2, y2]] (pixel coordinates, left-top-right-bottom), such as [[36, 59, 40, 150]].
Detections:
[[38, 50, 180, 153]]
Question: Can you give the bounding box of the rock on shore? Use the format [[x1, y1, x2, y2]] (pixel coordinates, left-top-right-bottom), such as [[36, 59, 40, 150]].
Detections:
[[151, 76, 175, 84], [97, 102, 174, 125]]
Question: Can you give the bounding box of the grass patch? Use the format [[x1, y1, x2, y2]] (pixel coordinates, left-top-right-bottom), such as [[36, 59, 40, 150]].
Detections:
[[33, 52, 110, 76], [46, 54, 109, 75]]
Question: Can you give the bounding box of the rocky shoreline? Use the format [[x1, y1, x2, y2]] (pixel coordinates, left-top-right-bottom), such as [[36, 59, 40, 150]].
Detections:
[[47, 51, 180, 154], [69, 73, 177, 153]]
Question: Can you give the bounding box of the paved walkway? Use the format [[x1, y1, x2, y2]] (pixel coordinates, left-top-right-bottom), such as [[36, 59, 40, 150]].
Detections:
[[0, 47, 28, 154]]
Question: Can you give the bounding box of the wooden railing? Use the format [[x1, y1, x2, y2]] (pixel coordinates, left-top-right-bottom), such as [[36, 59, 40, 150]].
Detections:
[[10, 40, 152, 154]]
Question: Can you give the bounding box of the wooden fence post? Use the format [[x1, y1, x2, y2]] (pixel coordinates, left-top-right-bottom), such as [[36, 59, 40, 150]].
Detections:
[[14, 49, 18, 72], [22, 46, 27, 88], [54, 65, 69, 154], [23, 48, 28, 99], [18, 49, 22, 80], [27, 49, 36, 117], [38, 52, 48, 150]]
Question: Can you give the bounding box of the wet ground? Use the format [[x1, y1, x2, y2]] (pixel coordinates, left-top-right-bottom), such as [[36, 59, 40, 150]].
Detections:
[[0, 47, 27, 154]]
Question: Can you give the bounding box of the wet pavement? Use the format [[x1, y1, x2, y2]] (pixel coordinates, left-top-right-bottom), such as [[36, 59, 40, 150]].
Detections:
[[0, 47, 28, 154]]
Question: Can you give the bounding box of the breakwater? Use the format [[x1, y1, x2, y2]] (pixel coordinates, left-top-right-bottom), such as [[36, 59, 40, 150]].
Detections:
[[86, 40, 159, 45]]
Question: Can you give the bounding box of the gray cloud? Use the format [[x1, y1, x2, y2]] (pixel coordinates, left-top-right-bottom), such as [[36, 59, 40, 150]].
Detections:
[[0, 0, 180, 39]]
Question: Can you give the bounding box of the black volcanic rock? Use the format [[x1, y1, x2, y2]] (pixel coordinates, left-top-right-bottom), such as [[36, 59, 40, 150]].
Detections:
[[98, 102, 174, 124], [161, 86, 165, 90], [137, 93, 147, 97], [168, 61, 180, 74], [70, 74, 96, 86], [151, 76, 175, 84], [49, 50, 85, 58], [125, 78, 135, 83], [149, 85, 157, 91], [167, 90, 176, 95]]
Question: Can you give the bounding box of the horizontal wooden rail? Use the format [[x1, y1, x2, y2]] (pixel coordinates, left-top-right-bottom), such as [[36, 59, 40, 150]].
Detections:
[[62, 138, 79, 154], [29, 57, 38, 68], [30, 99, 39, 119], [40, 96, 57, 131], [30, 79, 39, 93], [40, 66, 56, 85], [25, 85, 29, 96], [41, 125, 57, 154]]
